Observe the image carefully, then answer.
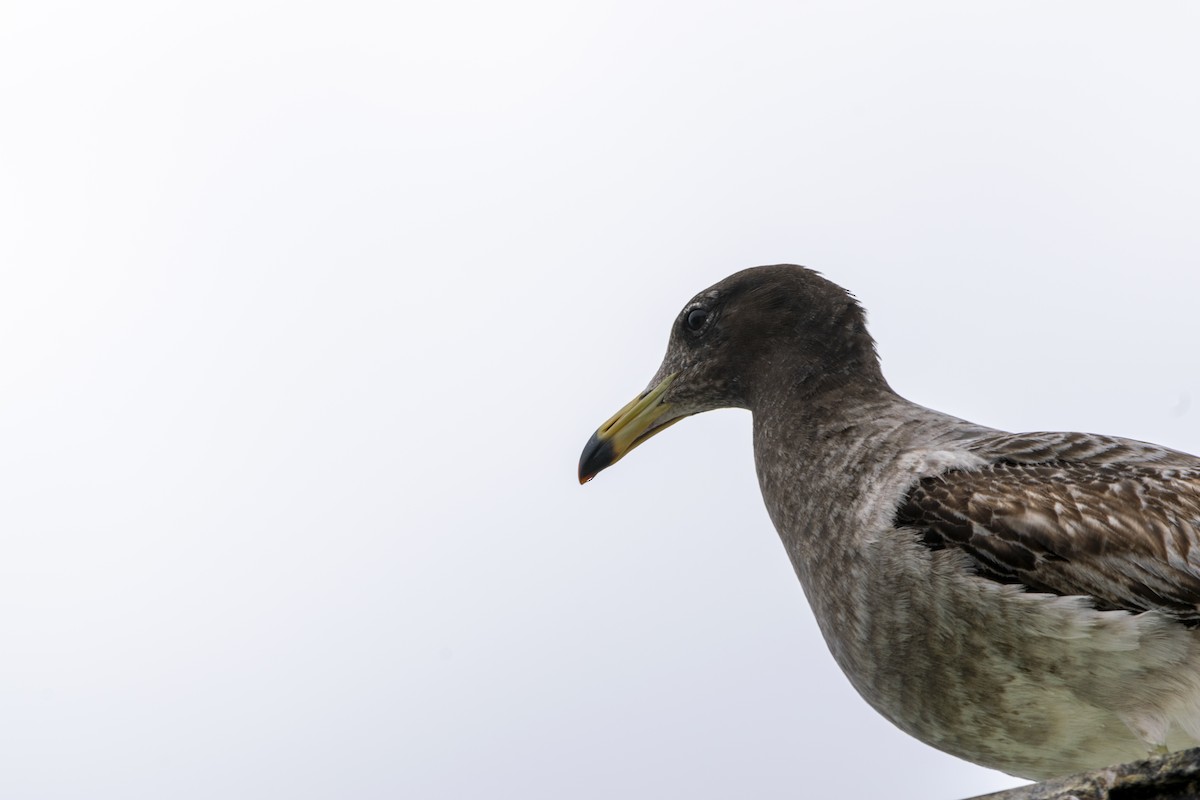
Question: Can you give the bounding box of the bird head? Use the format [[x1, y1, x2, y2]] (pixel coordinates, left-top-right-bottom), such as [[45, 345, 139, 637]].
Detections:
[[578, 264, 882, 483]]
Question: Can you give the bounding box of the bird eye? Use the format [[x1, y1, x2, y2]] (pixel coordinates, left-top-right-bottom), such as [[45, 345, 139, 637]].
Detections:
[[685, 307, 710, 332]]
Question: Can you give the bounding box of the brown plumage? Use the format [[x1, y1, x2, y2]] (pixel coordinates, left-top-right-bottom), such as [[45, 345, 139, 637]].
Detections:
[[580, 265, 1200, 780], [897, 455, 1200, 624]]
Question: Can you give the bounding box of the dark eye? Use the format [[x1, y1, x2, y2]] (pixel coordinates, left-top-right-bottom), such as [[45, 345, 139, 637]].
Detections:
[[685, 307, 710, 332]]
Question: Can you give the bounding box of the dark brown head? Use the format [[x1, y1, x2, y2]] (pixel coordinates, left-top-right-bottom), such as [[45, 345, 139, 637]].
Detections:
[[578, 265, 886, 483]]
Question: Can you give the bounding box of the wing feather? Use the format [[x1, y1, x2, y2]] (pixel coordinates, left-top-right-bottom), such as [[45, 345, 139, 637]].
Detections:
[[896, 435, 1200, 623]]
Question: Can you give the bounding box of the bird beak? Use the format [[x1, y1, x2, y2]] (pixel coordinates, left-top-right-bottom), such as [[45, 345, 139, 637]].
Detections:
[[578, 373, 680, 484]]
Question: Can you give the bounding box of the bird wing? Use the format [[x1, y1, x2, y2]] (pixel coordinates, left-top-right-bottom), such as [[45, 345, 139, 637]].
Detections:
[[895, 433, 1200, 623]]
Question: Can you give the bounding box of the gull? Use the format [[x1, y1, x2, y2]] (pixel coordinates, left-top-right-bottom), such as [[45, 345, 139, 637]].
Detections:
[[578, 264, 1200, 780]]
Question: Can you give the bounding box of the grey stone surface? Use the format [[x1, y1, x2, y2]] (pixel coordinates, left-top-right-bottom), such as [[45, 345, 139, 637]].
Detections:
[[968, 746, 1200, 800]]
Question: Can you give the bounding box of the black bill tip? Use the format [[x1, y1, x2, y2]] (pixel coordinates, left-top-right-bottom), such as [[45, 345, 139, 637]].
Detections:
[[578, 430, 616, 484]]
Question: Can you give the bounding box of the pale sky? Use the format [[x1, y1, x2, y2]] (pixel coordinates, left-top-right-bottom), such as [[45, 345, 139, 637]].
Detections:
[[2, 2, 1199, 798]]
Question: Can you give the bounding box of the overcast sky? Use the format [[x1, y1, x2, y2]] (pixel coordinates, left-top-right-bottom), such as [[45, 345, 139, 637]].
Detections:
[[2, 2, 1199, 799]]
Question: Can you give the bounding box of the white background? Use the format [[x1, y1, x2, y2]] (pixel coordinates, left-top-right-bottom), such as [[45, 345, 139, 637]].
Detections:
[[2, 2, 1199, 798]]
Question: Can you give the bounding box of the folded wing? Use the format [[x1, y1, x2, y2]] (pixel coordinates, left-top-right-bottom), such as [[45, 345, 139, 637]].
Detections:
[[896, 440, 1200, 624]]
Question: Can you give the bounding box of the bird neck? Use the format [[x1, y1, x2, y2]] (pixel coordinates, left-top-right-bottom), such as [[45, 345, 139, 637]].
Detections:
[[744, 356, 894, 421], [747, 374, 986, 570]]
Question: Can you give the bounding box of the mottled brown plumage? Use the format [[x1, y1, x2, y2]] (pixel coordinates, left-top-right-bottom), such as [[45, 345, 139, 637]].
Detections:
[[897, 457, 1200, 624], [580, 265, 1200, 780]]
